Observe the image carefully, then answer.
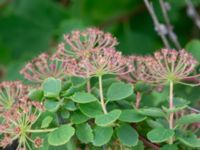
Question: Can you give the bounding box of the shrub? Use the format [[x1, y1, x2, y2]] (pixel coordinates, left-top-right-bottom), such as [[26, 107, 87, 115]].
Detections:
[[0, 28, 200, 150]]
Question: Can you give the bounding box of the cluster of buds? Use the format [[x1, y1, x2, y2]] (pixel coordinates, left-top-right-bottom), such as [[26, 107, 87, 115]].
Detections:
[[130, 49, 198, 85], [0, 81, 29, 110], [20, 53, 71, 83], [55, 28, 118, 59], [0, 97, 45, 149]]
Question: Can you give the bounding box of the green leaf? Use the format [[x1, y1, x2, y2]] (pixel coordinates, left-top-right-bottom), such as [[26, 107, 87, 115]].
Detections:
[[63, 101, 77, 111], [117, 124, 138, 147], [76, 123, 93, 144], [71, 110, 90, 124], [132, 141, 144, 150], [79, 101, 103, 118], [44, 99, 60, 112], [71, 77, 86, 88], [71, 92, 98, 103], [146, 119, 165, 129], [162, 98, 190, 113], [186, 39, 200, 61], [173, 98, 190, 108], [28, 89, 44, 101], [176, 114, 200, 126], [160, 144, 178, 150], [147, 128, 174, 143], [41, 116, 53, 128], [177, 132, 200, 148], [66, 138, 76, 150], [42, 77, 62, 98], [139, 108, 165, 117], [95, 109, 121, 127], [60, 111, 70, 119], [92, 126, 113, 146], [119, 109, 146, 123], [107, 82, 133, 101], [61, 87, 76, 97], [48, 125, 75, 146]]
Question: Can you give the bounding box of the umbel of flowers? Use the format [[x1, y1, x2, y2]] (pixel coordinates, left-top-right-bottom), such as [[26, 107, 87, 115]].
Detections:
[[0, 28, 200, 149], [52, 28, 132, 114], [128, 49, 200, 144], [0, 97, 45, 149]]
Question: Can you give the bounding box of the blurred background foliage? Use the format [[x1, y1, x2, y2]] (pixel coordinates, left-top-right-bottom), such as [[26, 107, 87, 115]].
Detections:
[[0, 0, 200, 80]]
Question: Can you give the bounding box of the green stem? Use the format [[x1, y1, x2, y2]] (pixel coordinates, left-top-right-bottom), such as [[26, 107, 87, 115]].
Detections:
[[27, 128, 57, 133], [87, 78, 91, 93], [98, 76, 107, 114], [169, 81, 174, 144]]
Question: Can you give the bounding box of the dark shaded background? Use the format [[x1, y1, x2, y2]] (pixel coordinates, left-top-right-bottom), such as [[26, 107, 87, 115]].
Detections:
[[0, 0, 200, 81]]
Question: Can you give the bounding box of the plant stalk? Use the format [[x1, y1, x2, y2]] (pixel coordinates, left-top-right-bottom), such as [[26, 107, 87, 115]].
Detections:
[[98, 76, 107, 114], [135, 92, 141, 109], [87, 79, 91, 93], [169, 81, 174, 144]]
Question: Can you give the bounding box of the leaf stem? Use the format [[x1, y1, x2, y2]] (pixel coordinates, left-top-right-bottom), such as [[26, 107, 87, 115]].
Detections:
[[169, 81, 174, 144], [98, 76, 107, 114]]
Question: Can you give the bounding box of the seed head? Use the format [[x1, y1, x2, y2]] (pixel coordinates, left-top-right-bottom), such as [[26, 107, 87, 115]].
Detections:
[[0, 97, 45, 149], [0, 81, 29, 109], [121, 55, 146, 83], [53, 28, 118, 59], [138, 49, 198, 85], [70, 48, 132, 77], [20, 53, 70, 83]]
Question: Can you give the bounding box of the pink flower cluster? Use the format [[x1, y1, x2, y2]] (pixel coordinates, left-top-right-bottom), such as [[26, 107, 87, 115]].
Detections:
[[0, 81, 29, 109], [128, 49, 198, 85], [21, 28, 133, 81], [20, 28, 199, 86], [20, 53, 71, 83]]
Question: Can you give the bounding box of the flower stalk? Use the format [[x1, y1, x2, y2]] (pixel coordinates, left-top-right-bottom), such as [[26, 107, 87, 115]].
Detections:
[[86, 79, 91, 93], [98, 76, 107, 114], [169, 81, 174, 144]]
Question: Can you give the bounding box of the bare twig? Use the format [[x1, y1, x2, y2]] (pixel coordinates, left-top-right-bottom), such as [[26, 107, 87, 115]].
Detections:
[[186, 0, 200, 29], [144, 0, 170, 49], [159, 0, 181, 49], [144, 0, 181, 49], [131, 124, 160, 150], [139, 135, 160, 150], [187, 106, 200, 113]]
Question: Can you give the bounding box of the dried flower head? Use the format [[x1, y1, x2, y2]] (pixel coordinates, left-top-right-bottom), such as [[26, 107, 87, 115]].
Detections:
[[0, 81, 29, 109], [53, 28, 118, 59], [139, 49, 198, 85], [70, 48, 132, 78], [120, 55, 145, 83], [20, 53, 70, 83], [0, 97, 45, 149]]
